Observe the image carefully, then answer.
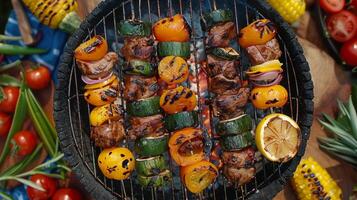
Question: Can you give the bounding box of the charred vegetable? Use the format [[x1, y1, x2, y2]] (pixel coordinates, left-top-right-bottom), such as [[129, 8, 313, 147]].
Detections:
[[168, 128, 205, 166], [98, 147, 135, 180], [160, 86, 197, 114], [153, 14, 191, 42], [238, 19, 277, 48], [158, 56, 189, 85]]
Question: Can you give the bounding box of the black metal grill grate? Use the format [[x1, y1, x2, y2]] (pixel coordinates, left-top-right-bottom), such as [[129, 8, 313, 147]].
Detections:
[[62, 0, 305, 199]]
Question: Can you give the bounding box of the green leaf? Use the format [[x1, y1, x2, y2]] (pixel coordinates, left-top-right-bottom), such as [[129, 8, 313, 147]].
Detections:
[[0, 83, 28, 165], [337, 99, 350, 119], [336, 114, 352, 133], [32, 154, 64, 171], [0, 191, 13, 200], [321, 113, 350, 133], [348, 96, 357, 140], [12, 177, 45, 191], [320, 146, 357, 167], [25, 89, 56, 157], [319, 119, 357, 148], [0, 35, 22, 41], [352, 83, 357, 109], [0, 143, 42, 177], [0, 60, 21, 73], [0, 75, 21, 87], [319, 143, 357, 158], [27, 89, 57, 141], [0, 87, 3, 101]]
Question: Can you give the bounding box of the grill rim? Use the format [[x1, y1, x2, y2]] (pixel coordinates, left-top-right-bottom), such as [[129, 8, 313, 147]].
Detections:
[[54, 0, 314, 199]]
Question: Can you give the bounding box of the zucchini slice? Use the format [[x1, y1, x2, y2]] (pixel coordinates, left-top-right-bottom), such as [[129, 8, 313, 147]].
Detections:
[[135, 134, 169, 157], [137, 170, 172, 187], [136, 156, 168, 176], [157, 42, 191, 58], [220, 132, 253, 151], [118, 19, 151, 37], [127, 96, 161, 117], [216, 114, 253, 136], [210, 47, 240, 61], [201, 9, 234, 29], [124, 60, 156, 77], [164, 111, 198, 132]]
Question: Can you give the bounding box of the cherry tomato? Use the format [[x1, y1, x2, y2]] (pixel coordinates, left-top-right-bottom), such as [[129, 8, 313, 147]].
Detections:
[[327, 10, 357, 42], [12, 130, 37, 156], [0, 86, 20, 113], [320, 0, 345, 13], [340, 37, 357, 67], [27, 174, 57, 200], [0, 112, 12, 137], [25, 65, 51, 90], [52, 188, 82, 200]]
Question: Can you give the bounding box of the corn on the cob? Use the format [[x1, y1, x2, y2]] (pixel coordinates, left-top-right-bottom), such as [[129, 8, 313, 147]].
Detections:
[[292, 157, 342, 200], [267, 0, 305, 24], [22, 0, 78, 29]]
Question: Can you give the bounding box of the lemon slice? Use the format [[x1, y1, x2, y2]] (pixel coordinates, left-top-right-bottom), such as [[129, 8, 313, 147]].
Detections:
[[255, 113, 301, 163], [246, 60, 283, 75]]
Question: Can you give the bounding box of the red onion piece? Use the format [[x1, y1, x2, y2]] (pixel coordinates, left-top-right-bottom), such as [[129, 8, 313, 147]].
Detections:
[[81, 72, 113, 85], [251, 73, 283, 87]]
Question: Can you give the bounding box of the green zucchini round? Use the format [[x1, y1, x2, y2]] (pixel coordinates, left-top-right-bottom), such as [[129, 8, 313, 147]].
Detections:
[[118, 19, 151, 37], [135, 134, 169, 157], [210, 47, 240, 61], [201, 9, 234, 29], [220, 132, 253, 151], [136, 156, 168, 176], [127, 96, 161, 117], [164, 111, 198, 132], [137, 170, 172, 188], [124, 60, 156, 76], [157, 42, 191, 58], [216, 114, 253, 136]]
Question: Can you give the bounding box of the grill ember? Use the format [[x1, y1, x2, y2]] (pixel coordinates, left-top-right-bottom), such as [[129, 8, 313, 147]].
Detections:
[[62, 0, 307, 199]]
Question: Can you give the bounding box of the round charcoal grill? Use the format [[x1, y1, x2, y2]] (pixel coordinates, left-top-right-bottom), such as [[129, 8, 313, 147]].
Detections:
[[54, 0, 314, 199]]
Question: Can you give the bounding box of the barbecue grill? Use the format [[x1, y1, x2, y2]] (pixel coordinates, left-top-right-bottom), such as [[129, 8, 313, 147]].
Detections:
[[54, 0, 314, 199]]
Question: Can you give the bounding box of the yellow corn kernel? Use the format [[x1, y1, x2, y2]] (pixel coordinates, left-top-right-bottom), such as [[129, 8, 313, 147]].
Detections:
[[292, 157, 342, 200]]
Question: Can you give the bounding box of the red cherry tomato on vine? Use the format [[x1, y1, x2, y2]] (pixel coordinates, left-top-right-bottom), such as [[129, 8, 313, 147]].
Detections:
[[320, 0, 345, 13], [340, 37, 357, 67], [25, 65, 51, 90], [52, 188, 82, 200], [12, 130, 37, 156], [0, 86, 19, 113], [0, 112, 12, 137], [27, 174, 58, 200], [327, 10, 357, 42]]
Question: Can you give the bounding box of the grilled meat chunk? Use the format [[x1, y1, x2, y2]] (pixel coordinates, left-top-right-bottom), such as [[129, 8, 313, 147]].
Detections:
[[222, 147, 255, 168], [209, 74, 241, 95], [223, 166, 256, 186], [206, 54, 239, 79], [76, 52, 118, 79], [90, 120, 125, 148], [212, 87, 250, 120], [207, 22, 236, 47], [128, 114, 165, 140], [121, 36, 155, 61], [246, 38, 282, 65], [124, 75, 159, 101]]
